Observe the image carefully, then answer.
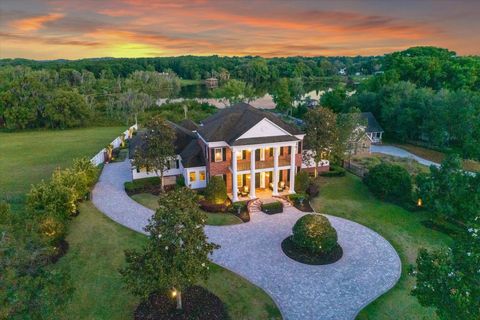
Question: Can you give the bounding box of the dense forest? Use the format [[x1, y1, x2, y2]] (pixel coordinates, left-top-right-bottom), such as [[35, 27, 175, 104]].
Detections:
[[0, 55, 380, 81]]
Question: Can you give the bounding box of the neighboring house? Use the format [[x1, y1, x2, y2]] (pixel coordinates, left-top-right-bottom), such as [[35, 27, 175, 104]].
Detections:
[[344, 112, 383, 156], [361, 112, 384, 144], [130, 103, 329, 201]]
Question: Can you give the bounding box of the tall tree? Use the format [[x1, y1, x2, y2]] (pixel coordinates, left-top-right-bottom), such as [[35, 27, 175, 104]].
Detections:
[[133, 116, 176, 192], [303, 107, 339, 176], [336, 107, 366, 163], [120, 188, 219, 309]]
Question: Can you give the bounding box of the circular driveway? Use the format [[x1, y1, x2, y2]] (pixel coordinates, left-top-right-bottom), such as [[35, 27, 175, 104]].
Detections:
[[92, 160, 401, 320]]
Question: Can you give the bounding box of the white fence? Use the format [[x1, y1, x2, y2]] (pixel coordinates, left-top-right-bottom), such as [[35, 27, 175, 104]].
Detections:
[[90, 124, 138, 167]]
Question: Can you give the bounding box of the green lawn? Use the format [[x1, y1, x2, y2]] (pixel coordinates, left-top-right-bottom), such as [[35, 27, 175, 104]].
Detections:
[[0, 127, 124, 199], [58, 201, 280, 319], [131, 193, 243, 226], [311, 174, 452, 319]]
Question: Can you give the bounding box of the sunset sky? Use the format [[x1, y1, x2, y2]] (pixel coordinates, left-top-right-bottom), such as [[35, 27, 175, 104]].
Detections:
[[0, 0, 479, 60]]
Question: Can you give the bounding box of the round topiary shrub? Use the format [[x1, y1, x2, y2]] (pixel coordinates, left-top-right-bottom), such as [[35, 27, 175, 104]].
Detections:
[[292, 214, 338, 254]]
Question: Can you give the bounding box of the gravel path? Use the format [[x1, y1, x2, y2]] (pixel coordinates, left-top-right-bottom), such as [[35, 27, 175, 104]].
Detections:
[[371, 145, 439, 167], [92, 160, 401, 320]]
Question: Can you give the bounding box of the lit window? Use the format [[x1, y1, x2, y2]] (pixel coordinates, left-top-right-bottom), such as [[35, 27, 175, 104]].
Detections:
[[189, 171, 196, 182], [237, 174, 243, 187], [199, 171, 206, 181], [236, 151, 243, 160], [214, 148, 223, 162]]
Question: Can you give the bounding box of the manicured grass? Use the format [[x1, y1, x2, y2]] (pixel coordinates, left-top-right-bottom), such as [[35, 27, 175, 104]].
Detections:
[[311, 174, 452, 320], [0, 127, 125, 199], [58, 201, 280, 319], [389, 142, 480, 172], [131, 193, 243, 226]]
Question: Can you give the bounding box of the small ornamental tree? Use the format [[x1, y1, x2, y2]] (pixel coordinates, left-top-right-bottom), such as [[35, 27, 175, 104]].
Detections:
[[133, 116, 176, 192], [364, 163, 413, 204], [120, 188, 219, 310], [411, 219, 480, 320], [303, 107, 339, 177], [204, 176, 227, 204]]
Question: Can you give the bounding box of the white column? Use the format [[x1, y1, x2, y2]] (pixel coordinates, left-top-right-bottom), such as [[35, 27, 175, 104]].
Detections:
[[232, 149, 238, 202], [289, 144, 296, 194], [250, 148, 256, 198], [272, 147, 279, 196]]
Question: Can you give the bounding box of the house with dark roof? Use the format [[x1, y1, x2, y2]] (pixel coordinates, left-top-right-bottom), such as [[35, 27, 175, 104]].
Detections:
[[360, 112, 384, 144], [131, 103, 329, 201]]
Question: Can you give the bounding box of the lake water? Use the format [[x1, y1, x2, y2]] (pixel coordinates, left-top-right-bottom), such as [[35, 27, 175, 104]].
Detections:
[[157, 80, 337, 109]]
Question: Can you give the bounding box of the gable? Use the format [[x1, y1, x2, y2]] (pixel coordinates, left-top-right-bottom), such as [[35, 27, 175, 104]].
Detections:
[[237, 118, 292, 140]]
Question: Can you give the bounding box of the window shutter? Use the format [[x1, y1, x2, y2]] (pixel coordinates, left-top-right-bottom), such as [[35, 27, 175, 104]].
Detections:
[[242, 150, 246, 160], [222, 148, 227, 161], [255, 149, 260, 161], [176, 159, 179, 168], [269, 148, 273, 157], [298, 142, 302, 154], [211, 148, 215, 162], [288, 146, 292, 155]]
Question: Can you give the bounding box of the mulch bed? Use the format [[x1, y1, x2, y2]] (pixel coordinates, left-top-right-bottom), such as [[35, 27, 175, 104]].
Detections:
[[235, 210, 250, 223], [49, 239, 69, 264], [281, 236, 343, 265], [293, 202, 314, 212], [134, 286, 229, 320]]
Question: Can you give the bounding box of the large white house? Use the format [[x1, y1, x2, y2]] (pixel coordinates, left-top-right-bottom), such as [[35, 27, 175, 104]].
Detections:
[[131, 103, 329, 201]]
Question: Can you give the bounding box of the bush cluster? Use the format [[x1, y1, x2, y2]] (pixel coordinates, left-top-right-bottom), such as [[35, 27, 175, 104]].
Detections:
[[295, 171, 310, 193], [292, 214, 338, 254], [27, 158, 99, 246], [363, 163, 412, 204]]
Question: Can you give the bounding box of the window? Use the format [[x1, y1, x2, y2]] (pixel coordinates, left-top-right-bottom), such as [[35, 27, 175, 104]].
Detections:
[[214, 148, 223, 162], [167, 159, 178, 169], [189, 171, 196, 182], [236, 150, 243, 160], [199, 171, 206, 181], [237, 174, 243, 187]]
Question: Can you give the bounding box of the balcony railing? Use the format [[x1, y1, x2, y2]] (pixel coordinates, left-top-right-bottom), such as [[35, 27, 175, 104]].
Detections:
[[236, 158, 290, 171]]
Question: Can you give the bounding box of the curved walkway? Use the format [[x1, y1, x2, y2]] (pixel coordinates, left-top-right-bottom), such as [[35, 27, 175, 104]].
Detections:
[[92, 160, 401, 320]]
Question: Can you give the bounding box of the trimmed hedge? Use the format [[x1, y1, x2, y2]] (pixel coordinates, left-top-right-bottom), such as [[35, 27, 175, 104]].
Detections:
[[289, 193, 307, 205], [319, 165, 346, 177], [124, 177, 161, 194], [261, 201, 283, 214], [292, 214, 338, 254]]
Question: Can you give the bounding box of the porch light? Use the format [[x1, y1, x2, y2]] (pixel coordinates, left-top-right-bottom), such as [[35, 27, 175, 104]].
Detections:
[[417, 198, 423, 207], [171, 289, 177, 298]]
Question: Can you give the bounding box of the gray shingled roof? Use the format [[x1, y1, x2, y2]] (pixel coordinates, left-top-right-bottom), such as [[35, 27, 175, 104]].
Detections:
[[198, 102, 303, 143], [179, 119, 199, 131], [180, 140, 205, 168], [360, 112, 383, 133]]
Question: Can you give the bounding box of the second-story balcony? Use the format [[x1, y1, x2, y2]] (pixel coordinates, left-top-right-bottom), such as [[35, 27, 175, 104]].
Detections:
[[236, 158, 291, 171]]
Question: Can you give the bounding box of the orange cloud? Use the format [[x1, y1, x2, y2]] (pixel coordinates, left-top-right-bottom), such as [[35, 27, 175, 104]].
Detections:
[[11, 13, 64, 32]]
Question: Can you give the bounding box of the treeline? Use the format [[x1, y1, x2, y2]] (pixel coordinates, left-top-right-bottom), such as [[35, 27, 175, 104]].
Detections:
[[0, 66, 181, 129], [320, 47, 480, 160], [0, 55, 380, 82]]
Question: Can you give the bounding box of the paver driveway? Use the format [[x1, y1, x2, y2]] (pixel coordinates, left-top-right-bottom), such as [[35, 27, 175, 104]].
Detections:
[[92, 160, 401, 320]]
